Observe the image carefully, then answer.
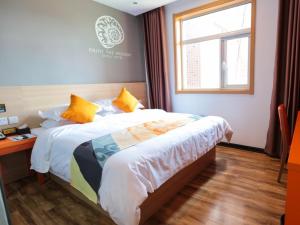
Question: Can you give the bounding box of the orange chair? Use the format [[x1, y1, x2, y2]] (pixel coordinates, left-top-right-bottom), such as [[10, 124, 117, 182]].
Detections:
[[277, 104, 292, 183]]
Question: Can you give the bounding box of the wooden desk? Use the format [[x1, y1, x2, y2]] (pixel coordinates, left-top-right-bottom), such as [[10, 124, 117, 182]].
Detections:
[[285, 112, 300, 225], [0, 137, 36, 187]]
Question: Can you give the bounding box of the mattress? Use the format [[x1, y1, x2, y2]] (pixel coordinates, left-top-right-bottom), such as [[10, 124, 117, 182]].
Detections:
[[31, 127, 72, 180], [31, 127, 46, 137]]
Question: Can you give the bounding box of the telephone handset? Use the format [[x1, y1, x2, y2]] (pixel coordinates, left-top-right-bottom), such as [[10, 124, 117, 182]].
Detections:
[[0, 132, 6, 140]]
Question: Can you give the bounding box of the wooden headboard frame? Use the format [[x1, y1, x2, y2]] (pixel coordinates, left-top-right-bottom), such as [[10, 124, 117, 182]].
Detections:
[[0, 82, 147, 129]]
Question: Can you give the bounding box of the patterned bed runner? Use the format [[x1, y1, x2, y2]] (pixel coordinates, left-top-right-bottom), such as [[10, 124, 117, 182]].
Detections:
[[70, 114, 201, 203]]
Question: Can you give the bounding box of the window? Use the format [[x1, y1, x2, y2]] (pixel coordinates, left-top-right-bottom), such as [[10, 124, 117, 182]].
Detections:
[[174, 0, 256, 94]]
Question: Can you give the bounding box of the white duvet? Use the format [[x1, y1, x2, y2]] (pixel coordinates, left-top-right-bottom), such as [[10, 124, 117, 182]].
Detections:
[[31, 109, 233, 225]]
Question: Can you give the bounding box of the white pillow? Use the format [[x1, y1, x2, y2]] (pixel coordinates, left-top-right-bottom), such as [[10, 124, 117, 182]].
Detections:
[[95, 98, 144, 116], [40, 119, 75, 129], [137, 102, 145, 109], [38, 106, 68, 122], [40, 114, 103, 129], [95, 99, 122, 113], [38, 103, 102, 122]]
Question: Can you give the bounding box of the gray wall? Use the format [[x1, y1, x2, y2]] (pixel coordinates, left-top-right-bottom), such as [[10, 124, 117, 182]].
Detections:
[[0, 0, 146, 86]]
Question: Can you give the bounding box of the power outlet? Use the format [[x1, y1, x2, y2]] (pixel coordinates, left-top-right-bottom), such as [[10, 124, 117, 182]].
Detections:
[[0, 117, 8, 126], [8, 116, 19, 124]]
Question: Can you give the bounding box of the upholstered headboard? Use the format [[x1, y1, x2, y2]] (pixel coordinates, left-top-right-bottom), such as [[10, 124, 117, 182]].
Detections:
[[0, 82, 147, 129]]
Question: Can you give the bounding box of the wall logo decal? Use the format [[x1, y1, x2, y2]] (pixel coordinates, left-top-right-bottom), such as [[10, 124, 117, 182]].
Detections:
[[95, 16, 124, 49]]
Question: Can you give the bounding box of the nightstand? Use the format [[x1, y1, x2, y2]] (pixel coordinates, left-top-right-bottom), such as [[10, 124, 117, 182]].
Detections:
[[0, 136, 36, 193]]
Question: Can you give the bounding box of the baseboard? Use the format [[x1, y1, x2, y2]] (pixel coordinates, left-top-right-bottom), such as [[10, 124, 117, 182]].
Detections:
[[217, 142, 264, 153]]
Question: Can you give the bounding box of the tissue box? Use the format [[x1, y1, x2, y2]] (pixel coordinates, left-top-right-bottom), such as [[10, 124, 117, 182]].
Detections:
[[16, 127, 31, 135]]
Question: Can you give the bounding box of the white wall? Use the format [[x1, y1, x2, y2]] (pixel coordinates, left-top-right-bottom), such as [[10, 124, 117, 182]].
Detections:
[[165, 0, 279, 148]]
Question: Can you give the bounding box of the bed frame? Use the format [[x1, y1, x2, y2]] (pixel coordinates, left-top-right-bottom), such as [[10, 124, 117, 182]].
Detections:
[[1, 81, 216, 223], [38, 147, 216, 225]]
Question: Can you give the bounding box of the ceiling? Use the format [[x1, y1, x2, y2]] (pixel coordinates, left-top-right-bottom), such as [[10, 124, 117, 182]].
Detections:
[[93, 0, 178, 16]]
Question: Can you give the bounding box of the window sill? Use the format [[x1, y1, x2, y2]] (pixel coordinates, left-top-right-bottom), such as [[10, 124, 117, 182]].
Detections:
[[175, 88, 254, 95]]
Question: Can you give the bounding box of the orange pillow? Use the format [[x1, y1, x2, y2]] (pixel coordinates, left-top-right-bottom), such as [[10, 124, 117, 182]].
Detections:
[[61, 95, 99, 123], [112, 88, 139, 112]]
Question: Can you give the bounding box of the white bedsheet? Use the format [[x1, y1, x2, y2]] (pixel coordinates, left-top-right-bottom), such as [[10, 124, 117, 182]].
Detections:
[[31, 109, 233, 225], [31, 127, 46, 137]]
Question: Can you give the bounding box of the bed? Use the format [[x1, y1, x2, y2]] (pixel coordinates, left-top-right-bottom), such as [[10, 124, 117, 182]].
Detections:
[[30, 109, 232, 225]]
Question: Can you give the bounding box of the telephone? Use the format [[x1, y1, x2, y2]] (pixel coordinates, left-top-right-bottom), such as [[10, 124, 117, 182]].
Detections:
[[0, 132, 6, 140]]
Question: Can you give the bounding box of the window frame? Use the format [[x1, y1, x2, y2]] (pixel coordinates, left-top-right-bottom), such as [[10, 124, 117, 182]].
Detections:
[[173, 0, 256, 94]]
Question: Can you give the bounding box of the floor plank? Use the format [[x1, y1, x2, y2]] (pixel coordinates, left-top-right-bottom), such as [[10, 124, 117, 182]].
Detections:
[[7, 147, 286, 225]]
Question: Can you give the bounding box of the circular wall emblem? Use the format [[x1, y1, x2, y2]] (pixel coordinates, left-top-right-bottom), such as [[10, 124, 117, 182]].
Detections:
[[95, 16, 124, 49]]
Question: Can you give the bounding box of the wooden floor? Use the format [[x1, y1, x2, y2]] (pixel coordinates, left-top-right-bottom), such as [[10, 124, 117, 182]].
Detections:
[[7, 147, 287, 225]]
